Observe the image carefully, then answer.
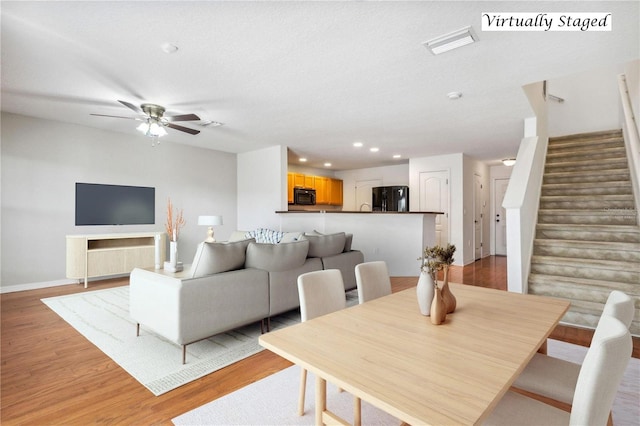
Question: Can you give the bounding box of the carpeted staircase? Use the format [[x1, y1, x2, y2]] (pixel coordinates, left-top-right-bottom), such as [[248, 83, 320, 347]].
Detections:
[[529, 129, 640, 336]]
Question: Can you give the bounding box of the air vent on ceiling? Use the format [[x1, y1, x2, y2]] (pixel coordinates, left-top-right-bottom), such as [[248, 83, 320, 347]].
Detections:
[[423, 26, 478, 55]]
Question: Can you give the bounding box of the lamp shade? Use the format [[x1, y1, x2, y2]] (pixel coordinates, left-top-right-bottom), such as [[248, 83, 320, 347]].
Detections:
[[198, 215, 223, 226]]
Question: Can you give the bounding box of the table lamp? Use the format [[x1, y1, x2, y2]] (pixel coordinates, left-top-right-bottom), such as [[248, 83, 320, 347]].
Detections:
[[198, 215, 223, 242]]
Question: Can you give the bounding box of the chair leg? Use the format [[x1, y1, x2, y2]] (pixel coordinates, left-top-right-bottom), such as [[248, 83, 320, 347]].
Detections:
[[298, 368, 307, 416], [136, 323, 140, 337], [354, 397, 361, 426], [182, 345, 187, 365]]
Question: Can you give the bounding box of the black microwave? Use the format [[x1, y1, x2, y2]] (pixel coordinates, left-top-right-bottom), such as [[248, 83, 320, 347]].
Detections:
[[293, 187, 316, 205]]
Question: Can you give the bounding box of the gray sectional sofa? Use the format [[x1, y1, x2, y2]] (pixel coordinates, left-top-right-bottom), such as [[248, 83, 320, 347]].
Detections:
[[129, 231, 364, 363]]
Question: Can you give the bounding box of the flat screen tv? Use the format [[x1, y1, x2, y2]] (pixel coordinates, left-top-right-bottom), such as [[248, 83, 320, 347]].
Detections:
[[75, 183, 155, 226]]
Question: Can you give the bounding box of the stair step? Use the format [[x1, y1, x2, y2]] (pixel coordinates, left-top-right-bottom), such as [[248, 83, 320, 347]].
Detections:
[[549, 129, 622, 144], [543, 168, 630, 184], [527, 275, 640, 335], [541, 181, 633, 196], [547, 136, 624, 153], [545, 157, 630, 173], [538, 209, 638, 225], [536, 224, 640, 243], [530, 255, 639, 284], [533, 238, 640, 262], [539, 194, 635, 210], [546, 146, 627, 163]]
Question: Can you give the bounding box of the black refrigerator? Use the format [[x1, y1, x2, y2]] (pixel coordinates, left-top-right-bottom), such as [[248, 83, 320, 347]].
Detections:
[[372, 186, 409, 212]]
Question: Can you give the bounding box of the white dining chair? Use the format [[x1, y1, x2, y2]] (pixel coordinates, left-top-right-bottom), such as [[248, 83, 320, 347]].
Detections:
[[484, 315, 632, 426], [512, 290, 634, 410], [355, 261, 392, 304], [297, 269, 361, 425]]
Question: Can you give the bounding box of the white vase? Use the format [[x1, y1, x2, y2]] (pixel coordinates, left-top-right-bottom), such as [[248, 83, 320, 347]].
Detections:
[[169, 240, 178, 267], [416, 271, 435, 316]]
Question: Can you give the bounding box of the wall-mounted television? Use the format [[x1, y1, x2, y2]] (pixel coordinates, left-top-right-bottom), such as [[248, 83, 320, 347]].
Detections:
[[75, 183, 155, 226]]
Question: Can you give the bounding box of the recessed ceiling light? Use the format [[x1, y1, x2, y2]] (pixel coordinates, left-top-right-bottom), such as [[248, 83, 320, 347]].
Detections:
[[160, 43, 179, 54], [393, 154, 402, 159], [353, 142, 363, 148], [502, 158, 516, 166], [299, 158, 307, 162], [447, 91, 462, 100], [324, 162, 332, 167], [423, 26, 478, 55], [370, 147, 379, 153]]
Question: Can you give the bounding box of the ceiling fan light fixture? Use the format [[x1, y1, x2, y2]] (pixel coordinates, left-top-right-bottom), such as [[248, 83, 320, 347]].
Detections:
[[137, 119, 167, 138], [423, 26, 477, 55]]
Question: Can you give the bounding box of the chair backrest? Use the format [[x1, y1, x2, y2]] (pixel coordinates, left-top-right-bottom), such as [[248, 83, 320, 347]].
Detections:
[[297, 269, 346, 322], [569, 316, 632, 426], [601, 290, 634, 329], [355, 261, 392, 304]]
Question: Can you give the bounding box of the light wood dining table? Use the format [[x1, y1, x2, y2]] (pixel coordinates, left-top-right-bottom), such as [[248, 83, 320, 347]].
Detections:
[[259, 282, 570, 426]]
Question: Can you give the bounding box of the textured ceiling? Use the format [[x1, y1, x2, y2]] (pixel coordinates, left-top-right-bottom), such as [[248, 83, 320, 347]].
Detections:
[[2, 1, 638, 170]]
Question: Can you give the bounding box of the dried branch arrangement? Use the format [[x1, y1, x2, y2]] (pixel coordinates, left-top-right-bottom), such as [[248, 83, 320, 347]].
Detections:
[[166, 197, 186, 241]]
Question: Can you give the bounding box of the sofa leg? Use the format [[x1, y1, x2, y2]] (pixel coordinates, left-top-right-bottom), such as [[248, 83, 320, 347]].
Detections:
[[182, 345, 187, 364], [136, 323, 140, 337]]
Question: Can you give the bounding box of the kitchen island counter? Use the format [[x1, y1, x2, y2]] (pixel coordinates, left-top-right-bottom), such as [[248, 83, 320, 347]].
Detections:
[[277, 211, 441, 275]]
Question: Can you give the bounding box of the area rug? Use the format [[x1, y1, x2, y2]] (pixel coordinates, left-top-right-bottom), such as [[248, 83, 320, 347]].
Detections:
[[172, 339, 640, 426], [42, 286, 353, 396]]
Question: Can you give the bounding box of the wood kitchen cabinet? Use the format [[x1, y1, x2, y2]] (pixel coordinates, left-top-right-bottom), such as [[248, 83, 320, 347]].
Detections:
[[287, 172, 343, 205]]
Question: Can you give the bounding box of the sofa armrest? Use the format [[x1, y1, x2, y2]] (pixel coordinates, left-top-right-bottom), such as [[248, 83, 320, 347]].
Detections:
[[130, 267, 269, 345]]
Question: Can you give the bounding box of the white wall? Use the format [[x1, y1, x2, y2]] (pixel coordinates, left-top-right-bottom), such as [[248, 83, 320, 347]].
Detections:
[[1, 112, 237, 290], [335, 164, 409, 211], [548, 64, 625, 137], [237, 145, 287, 231]]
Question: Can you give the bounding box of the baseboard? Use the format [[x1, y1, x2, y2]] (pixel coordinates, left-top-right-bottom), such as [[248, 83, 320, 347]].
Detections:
[[0, 274, 130, 294], [0, 279, 78, 294]]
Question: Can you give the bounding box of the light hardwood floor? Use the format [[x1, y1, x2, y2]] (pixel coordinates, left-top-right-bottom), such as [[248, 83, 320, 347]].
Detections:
[[1, 256, 636, 425]]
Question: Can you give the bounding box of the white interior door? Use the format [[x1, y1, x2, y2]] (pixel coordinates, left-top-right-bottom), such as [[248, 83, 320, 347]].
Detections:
[[419, 170, 449, 246], [474, 174, 483, 260], [494, 178, 509, 256], [355, 179, 382, 211]]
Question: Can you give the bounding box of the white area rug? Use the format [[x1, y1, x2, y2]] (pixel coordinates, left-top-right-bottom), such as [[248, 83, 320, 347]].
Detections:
[[172, 339, 640, 426], [41, 286, 307, 396]]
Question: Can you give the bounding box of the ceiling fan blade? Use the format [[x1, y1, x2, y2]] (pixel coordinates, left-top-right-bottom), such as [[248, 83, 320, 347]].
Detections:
[[166, 122, 200, 135], [166, 113, 201, 122], [118, 100, 142, 113], [90, 113, 143, 121]]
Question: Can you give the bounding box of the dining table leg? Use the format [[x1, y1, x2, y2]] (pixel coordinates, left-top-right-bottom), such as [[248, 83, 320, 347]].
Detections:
[[315, 376, 327, 425]]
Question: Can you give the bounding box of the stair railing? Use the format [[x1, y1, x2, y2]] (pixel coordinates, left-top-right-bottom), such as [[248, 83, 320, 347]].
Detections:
[[617, 72, 640, 224]]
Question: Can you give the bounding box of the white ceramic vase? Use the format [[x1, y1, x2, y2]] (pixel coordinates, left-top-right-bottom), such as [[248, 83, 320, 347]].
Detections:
[[169, 240, 178, 267], [416, 271, 435, 316]]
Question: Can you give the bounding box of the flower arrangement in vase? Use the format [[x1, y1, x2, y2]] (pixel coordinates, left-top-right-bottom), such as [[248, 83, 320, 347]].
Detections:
[[165, 198, 186, 271], [418, 244, 457, 322], [415, 246, 441, 317]]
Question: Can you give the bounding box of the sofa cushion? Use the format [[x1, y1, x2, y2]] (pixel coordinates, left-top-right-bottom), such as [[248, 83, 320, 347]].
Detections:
[[246, 228, 285, 244], [303, 232, 347, 258], [344, 233, 353, 252], [245, 240, 309, 272], [190, 238, 254, 278]]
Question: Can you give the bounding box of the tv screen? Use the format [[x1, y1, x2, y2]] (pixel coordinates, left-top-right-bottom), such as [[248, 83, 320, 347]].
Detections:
[[75, 183, 155, 226]]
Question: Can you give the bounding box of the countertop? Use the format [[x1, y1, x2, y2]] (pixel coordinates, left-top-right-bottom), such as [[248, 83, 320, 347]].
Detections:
[[276, 210, 444, 214]]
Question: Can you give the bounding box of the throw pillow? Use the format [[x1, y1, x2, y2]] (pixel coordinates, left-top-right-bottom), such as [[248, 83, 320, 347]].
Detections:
[[190, 238, 255, 278], [228, 230, 250, 242], [246, 228, 285, 244], [245, 240, 310, 272], [280, 231, 304, 243]]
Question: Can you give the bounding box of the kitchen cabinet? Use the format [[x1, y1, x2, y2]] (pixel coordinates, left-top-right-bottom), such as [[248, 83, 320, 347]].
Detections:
[[329, 178, 343, 205], [287, 172, 343, 205], [315, 176, 329, 204]]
